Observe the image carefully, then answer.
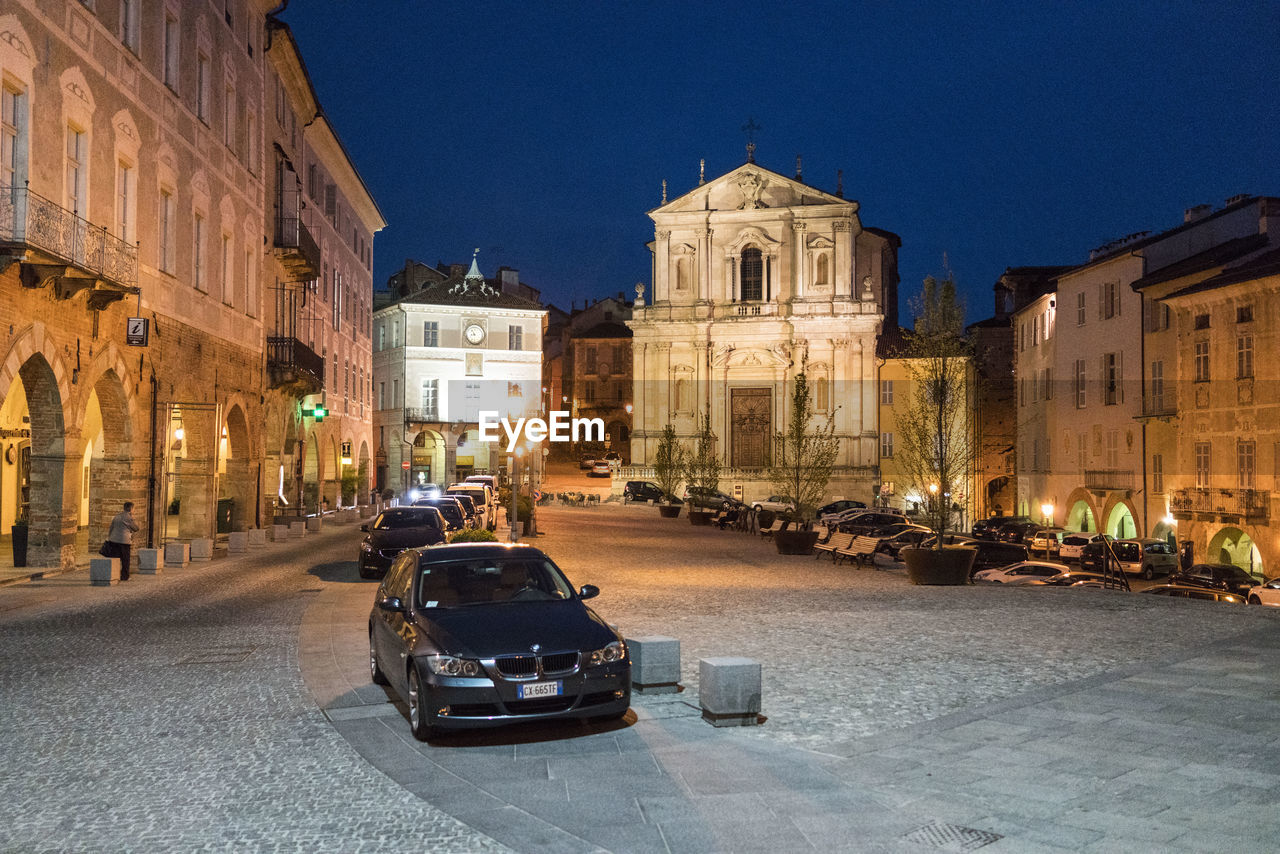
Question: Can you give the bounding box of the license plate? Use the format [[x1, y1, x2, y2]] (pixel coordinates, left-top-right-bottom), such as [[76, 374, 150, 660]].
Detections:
[[517, 681, 562, 699]]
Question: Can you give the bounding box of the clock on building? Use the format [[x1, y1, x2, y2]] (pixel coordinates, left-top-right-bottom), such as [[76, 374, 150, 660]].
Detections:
[[464, 323, 485, 345]]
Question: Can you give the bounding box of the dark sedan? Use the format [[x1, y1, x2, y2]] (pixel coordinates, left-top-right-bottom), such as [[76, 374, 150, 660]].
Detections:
[[369, 543, 631, 741], [972, 515, 1032, 540], [1169, 563, 1259, 597], [996, 521, 1043, 544], [414, 497, 466, 532], [623, 481, 668, 503], [685, 487, 743, 512], [816, 499, 866, 517], [358, 507, 446, 579]]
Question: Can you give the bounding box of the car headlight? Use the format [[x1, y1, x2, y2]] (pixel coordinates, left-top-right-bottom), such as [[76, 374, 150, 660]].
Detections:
[[587, 640, 626, 667], [361, 542, 374, 552], [425, 654, 484, 677]]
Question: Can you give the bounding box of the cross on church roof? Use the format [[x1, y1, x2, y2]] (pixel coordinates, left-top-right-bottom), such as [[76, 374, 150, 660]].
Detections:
[[741, 117, 762, 163]]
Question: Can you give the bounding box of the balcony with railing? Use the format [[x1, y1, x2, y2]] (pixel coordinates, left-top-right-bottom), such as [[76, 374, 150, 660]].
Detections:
[[717, 301, 780, 319], [1170, 487, 1270, 522], [266, 336, 324, 393], [1084, 469, 1135, 492], [404, 408, 440, 425], [0, 186, 138, 306], [273, 213, 321, 282]]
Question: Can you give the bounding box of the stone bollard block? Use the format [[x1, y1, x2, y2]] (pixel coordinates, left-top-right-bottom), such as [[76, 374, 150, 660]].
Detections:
[[189, 538, 214, 562], [272, 524, 290, 542], [289, 521, 306, 538], [227, 531, 248, 554], [305, 516, 322, 533], [136, 548, 162, 574], [247, 528, 267, 547], [164, 542, 190, 568], [626, 636, 681, 693], [90, 557, 121, 586], [698, 657, 762, 727], [359, 504, 374, 518]]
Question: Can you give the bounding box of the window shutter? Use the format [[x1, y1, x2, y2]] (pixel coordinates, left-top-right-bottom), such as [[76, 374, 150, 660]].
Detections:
[[324, 184, 336, 218], [1118, 351, 1124, 402], [1098, 284, 1104, 320], [1099, 356, 1106, 404], [1115, 283, 1122, 316]]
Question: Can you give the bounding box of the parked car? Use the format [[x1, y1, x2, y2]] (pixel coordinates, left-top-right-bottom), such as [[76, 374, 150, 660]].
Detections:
[[448, 483, 495, 529], [1022, 569, 1126, 589], [623, 481, 668, 503], [835, 511, 912, 535], [1090, 538, 1177, 579], [874, 524, 936, 559], [414, 497, 466, 532], [1059, 533, 1110, 563], [588, 461, 612, 477], [920, 533, 980, 549], [996, 521, 1044, 545], [1169, 563, 1258, 596], [449, 493, 480, 528], [685, 487, 743, 512], [1143, 584, 1246, 605], [752, 495, 795, 513], [973, 560, 1070, 584], [971, 515, 1032, 540], [464, 474, 499, 492], [603, 451, 623, 463], [369, 543, 631, 741], [579, 456, 596, 470], [1246, 577, 1280, 606], [967, 541, 1031, 577], [358, 506, 446, 579], [1028, 527, 1069, 558], [816, 499, 866, 518]]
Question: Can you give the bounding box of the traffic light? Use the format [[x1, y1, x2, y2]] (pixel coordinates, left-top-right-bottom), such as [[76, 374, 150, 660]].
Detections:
[[312, 403, 328, 422]]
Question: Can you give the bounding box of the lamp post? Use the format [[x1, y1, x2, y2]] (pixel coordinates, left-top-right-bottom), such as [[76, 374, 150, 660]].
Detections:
[[1041, 503, 1055, 526], [508, 447, 519, 542]]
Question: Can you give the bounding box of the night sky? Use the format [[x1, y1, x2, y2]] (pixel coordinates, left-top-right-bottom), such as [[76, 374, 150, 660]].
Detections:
[[283, 1, 1279, 324]]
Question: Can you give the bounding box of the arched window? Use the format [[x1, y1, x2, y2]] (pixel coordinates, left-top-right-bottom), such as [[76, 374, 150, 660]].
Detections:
[[740, 248, 763, 301], [815, 253, 828, 286], [676, 257, 689, 290], [816, 376, 829, 411]]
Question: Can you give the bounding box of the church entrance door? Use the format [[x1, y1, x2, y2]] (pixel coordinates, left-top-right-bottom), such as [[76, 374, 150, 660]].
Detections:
[[731, 388, 772, 468]]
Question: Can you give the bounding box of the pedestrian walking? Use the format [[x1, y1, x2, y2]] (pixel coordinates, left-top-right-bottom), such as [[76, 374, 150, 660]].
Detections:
[[107, 501, 140, 581]]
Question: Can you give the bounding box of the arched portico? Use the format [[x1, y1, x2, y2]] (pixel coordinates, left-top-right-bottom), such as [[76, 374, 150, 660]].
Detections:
[[1065, 489, 1098, 533], [220, 403, 255, 531], [1102, 497, 1139, 539], [1207, 526, 1264, 579]]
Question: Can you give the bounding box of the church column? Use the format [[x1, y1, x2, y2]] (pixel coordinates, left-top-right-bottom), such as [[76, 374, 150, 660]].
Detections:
[[657, 343, 672, 424], [859, 337, 876, 467], [793, 221, 807, 299], [834, 220, 853, 296], [831, 337, 852, 467], [726, 253, 738, 302], [696, 228, 711, 302], [655, 230, 671, 302]]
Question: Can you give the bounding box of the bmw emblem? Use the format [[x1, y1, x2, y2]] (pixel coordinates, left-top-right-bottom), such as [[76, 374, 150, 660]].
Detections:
[[530, 643, 541, 653]]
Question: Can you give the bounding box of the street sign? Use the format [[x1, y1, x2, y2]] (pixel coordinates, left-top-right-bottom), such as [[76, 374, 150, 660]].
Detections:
[[533, 490, 542, 501], [125, 317, 149, 347], [401, 461, 411, 470]]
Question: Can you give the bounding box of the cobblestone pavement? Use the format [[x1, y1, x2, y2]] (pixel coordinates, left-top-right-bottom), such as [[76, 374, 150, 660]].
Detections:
[[0, 522, 509, 853]]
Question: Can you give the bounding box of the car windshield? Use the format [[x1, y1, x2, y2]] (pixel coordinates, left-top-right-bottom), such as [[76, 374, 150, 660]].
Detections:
[[450, 495, 476, 513], [1145, 542, 1174, 555], [422, 501, 463, 525], [416, 557, 575, 608], [374, 509, 439, 530]]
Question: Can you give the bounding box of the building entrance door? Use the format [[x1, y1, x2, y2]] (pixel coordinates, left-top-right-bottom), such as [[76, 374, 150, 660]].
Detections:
[[731, 388, 771, 468]]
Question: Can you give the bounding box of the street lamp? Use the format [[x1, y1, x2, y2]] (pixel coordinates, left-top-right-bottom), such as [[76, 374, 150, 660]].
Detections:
[[509, 443, 526, 543], [1041, 503, 1054, 526]]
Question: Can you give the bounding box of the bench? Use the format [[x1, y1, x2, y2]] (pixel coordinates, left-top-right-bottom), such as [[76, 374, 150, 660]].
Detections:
[[759, 519, 788, 540], [814, 531, 854, 560], [835, 535, 883, 566]]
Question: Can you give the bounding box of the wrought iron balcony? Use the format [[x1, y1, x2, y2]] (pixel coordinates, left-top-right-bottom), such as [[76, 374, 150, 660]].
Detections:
[[404, 407, 440, 425], [1084, 469, 1134, 492], [273, 214, 321, 282], [0, 186, 138, 307], [266, 336, 324, 393], [1171, 487, 1270, 521]]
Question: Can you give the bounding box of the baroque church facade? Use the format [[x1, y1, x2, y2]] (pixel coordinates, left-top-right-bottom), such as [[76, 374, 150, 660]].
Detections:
[[628, 158, 899, 503]]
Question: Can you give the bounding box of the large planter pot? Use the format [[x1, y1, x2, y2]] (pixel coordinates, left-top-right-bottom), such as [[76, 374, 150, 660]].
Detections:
[[689, 509, 714, 526], [658, 504, 682, 519], [775, 529, 820, 555], [901, 545, 976, 585], [11, 524, 28, 568]]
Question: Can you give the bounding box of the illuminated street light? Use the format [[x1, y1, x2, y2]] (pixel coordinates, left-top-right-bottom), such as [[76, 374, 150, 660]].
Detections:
[[1041, 503, 1054, 525]]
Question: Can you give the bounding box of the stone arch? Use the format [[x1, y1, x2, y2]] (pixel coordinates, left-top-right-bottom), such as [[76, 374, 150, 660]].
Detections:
[[357, 439, 371, 505], [221, 402, 254, 530], [1150, 519, 1177, 549], [80, 363, 136, 554], [323, 433, 341, 510], [1101, 496, 1139, 539], [1207, 526, 1264, 578], [0, 16, 37, 85], [13, 354, 67, 567], [1064, 488, 1098, 532], [411, 428, 446, 491], [303, 430, 321, 513]]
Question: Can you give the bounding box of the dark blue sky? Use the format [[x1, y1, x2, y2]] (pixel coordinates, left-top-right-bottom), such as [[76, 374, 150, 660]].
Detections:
[[284, 1, 1279, 323]]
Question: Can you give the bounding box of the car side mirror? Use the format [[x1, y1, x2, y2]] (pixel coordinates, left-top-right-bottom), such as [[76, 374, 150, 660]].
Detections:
[[360, 523, 369, 532], [378, 596, 406, 613], [578, 584, 600, 600]]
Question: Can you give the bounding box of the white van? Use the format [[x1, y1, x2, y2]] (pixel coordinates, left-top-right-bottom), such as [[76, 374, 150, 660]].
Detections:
[[448, 483, 495, 530]]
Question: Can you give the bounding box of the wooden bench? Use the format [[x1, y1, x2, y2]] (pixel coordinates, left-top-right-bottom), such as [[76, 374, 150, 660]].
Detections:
[[814, 531, 854, 560], [835, 535, 883, 566], [759, 519, 788, 540]]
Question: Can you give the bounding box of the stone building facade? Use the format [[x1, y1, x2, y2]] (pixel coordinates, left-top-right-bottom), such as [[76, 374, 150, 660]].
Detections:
[[0, 3, 378, 568], [627, 159, 899, 505]]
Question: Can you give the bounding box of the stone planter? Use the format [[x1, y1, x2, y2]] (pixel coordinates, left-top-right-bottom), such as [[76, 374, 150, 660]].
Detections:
[[689, 509, 715, 526], [775, 529, 820, 555], [658, 504, 682, 519], [901, 545, 976, 585]]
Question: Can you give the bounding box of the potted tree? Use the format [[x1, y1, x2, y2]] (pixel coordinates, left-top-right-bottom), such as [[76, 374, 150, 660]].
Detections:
[[683, 410, 721, 526], [652, 424, 686, 518], [896, 274, 978, 584], [11, 513, 28, 568], [768, 373, 840, 555]]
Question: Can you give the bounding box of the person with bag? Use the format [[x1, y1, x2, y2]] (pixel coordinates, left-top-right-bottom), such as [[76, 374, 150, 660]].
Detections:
[[106, 501, 140, 581]]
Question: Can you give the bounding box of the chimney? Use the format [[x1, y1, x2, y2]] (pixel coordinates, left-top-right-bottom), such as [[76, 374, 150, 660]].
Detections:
[[1261, 197, 1280, 234], [1184, 204, 1213, 223], [1224, 193, 1250, 206], [498, 266, 520, 293]]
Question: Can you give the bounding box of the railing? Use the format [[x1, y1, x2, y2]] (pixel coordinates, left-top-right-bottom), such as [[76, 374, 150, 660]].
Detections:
[[1084, 469, 1135, 491], [273, 213, 321, 280], [1171, 487, 1270, 520], [720, 301, 779, 318], [404, 408, 439, 424], [0, 186, 138, 287], [266, 336, 324, 390], [1140, 400, 1177, 418]]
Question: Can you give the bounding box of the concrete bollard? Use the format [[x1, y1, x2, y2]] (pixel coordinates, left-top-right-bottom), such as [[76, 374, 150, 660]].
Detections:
[[247, 528, 267, 547], [189, 538, 214, 562], [90, 557, 120, 586], [627, 636, 681, 694], [289, 521, 306, 538], [359, 504, 374, 518], [305, 516, 322, 533], [227, 531, 248, 554], [164, 542, 190, 568], [272, 524, 289, 542], [136, 548, 162, 575], [698, 657, 762, 727]]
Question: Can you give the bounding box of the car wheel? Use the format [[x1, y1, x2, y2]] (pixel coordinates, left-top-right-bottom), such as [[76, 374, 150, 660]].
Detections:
[[369, 632, 388, 686], [753, 504, 762, 512], [407, 665, 436, 742], [1142, 565, 1154, 580], [1250, 596, 1261, 605]]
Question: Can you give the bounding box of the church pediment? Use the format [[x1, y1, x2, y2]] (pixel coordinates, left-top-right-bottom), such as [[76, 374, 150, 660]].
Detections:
[[652, 163, 856, 216], [807, 235, 835, 249], [714, 345, 792, 368]]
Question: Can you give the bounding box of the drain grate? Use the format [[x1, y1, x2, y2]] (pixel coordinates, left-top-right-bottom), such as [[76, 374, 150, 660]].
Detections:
[[176, 646, 256, 665], [900, 821, 1002, 851]]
